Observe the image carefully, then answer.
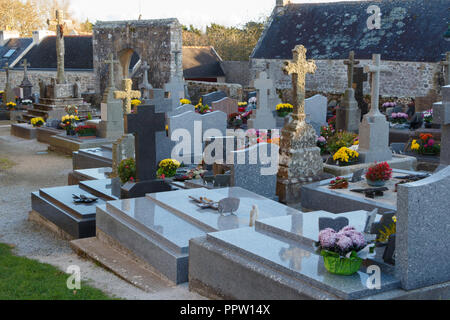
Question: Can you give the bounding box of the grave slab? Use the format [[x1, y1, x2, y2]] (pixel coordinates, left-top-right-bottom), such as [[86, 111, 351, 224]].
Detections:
[[36, 126, 62, 144], [72, 146, 113, 170], [48, 134, 116, 156], [10, 123, 37, 140]]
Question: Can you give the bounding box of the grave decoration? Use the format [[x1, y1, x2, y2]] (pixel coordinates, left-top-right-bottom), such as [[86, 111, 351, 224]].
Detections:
[[118, 158, 136, 184], [156, 158, 181, 178], [328, 177, 349, 189], [72, 194, 98, 204], [31, 117, 45, 128], [390, 112, 408, 124], [365, 162, 393, 187], [188, 196, 219, 210], [422, 109, 433, 127], [411, 134, 440, 155], [316, 226, 370, 276], [195, 101, 212, 114], [332, 147, 359, 166], [61, 114, 80, 135], [238, 102, 248, 112], [180, 98, 191, 105], [350, 186, 389, 199], [218, 198, 240, 216], [131, 99, 142, 110], [276, 103, 293, 117], [173, 166, 206, 182], [376, 215, 396, 245], [74, 125, 97, 139], [6, 102, 17, 111]]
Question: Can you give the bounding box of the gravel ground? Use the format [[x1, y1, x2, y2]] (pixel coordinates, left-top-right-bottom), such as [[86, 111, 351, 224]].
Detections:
[[0, 125, 204, 300]]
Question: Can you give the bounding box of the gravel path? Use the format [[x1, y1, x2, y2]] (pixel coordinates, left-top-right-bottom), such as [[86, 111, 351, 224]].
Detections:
[[0, 125, 204, 300]]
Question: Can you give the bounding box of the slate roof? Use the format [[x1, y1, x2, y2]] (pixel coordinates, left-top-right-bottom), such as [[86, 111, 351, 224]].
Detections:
[[252, 0, 450, 62], [23, 35, 93, 69], [0, 38, 33, 68], [183, 46, 225, 78]]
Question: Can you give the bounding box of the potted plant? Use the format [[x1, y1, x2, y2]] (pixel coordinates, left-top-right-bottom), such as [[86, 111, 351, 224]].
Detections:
[[332, 147, 359, 166], [157, 158, 181, 179], [316, 226, 368, 276], [179, 98, 191, 106], [422, 110, 433, 128], [118, 158, 136, 184], [131, 99, 142, 110], [390, 112, 408, 124], [228, 113, 243, 128], [238, 102, 248, 112], [365, 162, 392, 187], [75, 125, 97, 139], [61, 114, 79, 136], [31, 117, 45, 128], [411, 134, 440, 155], [195, 102, 211, 114], [6, 102, 16, 111], [276, 103, 293, 117]]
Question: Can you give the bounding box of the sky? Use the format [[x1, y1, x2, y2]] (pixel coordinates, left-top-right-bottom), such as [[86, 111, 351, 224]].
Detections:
[[69, 0, 367, 29]]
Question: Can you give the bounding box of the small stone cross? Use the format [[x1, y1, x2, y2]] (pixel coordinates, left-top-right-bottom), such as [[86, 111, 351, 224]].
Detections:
[[125, 105, 166, 181], [20, 59, 30, 80], [253, 71, 272, 111], [105, 53, 119, 88], [364, 54, 390, 116], [344, 51, 360, 88], [114, 79, 141, 114], [139, 61, 153, 99], [283, 45, 317, 119], [3, 62, 10, 84]]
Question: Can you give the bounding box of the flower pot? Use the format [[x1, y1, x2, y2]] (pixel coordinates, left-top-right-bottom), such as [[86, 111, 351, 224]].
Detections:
[[321, 250, 362, 276], [277, 111, 289, 118], [366, 179, 386, 187], [336, 159, 358, 167]]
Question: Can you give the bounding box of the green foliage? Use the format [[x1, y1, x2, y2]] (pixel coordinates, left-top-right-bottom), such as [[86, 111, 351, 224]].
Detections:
[[327, 131, 358, 154], [87, 112, 93, 120], [118, 158, 136, 184], [0, 243, 113, 300], [377, 223, 396, 243], [157, 159, 181, 178], [182, 20, 266, 61]]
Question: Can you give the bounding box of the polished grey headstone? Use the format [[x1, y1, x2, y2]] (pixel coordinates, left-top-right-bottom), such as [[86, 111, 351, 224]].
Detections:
[[74, 167, 112, 181], [79, 178, 120, 201], [202, 227, 400, 300]]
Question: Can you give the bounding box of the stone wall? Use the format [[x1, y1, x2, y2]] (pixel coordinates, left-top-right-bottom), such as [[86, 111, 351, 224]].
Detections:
[[250, 58, 441, 98], [0, 70, 95, 96], [221, 61, 250, 87], [187, 80, 243, 104]]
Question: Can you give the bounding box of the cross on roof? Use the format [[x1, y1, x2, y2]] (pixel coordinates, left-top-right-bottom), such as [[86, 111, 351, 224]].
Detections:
[[283, 45, 316, 118], [105, 53, 119, 88], [344, 51, 360, 88], [124, 105, 166, 181], [364, 54, 390, 115], [253, 71, 273, 111], [114, 79, 141, 114]]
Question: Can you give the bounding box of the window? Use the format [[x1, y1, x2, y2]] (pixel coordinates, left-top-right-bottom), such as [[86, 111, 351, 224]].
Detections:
[[3, 49, 16, 58]]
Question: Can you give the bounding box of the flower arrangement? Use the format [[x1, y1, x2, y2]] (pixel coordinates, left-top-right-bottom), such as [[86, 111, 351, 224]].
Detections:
[[422, 109, 433, 124], [333, 147, 359, 165], [131, 99, 142, 109], [61, 114, 80, 135], [327, 115, 337, 130], [329, 177, 349, 189], [180, 98, 191, 105], [75, 125, 97, 137], [377, 216, 397, 244], [317, 136, 327, 154], [157, 158, 181, 178], [411, 133, 440, 155], [382, 101, 396, 109], [118, 158, 136, 184], [195, 103, 211, 114], [31, 117, 45, 128], [390, 112, 409, 124], [21, 99, 33, 105], [276, 103, 293, 117], [317, 226, 367, 275], [327, 131, 358, 154], [65, 105, 78, 115], [6, 102, 16, 110], [228, 113, 243, 127], [365, 162, 392, 186], [238, 102, 248, 112]]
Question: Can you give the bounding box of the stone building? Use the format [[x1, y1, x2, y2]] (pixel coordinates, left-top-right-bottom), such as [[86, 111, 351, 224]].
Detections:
[[251, 0, 450, 98]]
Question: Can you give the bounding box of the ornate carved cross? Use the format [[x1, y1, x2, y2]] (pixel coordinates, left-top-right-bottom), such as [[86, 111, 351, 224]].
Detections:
[[114, 79, 141, 114], [283, 45, 316, 119], [104, 53, 119, 88], [344, 51, 360, 88]]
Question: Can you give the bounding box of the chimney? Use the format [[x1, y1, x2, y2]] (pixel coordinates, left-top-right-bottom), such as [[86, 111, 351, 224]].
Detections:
[[32, 30, 56, 44], [0, 30, 20, 46]]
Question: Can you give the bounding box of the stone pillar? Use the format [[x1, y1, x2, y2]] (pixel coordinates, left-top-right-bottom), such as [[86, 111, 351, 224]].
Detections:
[[433, 85, 450, 166]]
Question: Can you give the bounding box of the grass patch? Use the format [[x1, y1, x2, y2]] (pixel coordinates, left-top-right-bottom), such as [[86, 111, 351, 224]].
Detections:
[[0, 243, 114, 300], [0, 157, 15, 171]]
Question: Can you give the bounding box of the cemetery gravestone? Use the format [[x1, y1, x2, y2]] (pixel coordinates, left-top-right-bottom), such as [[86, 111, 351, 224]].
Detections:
[[145, 88, 172, 114], [211, 97, 238, 117], [247, 71, 276, 130], [305, 94, 327, 135], [336, 51, 361, 133], [19, 59, 33, 100], [353, 67, 368, 118], [122, 104, 171, 198], [110, 134, 135, 178], [202, 91, 227, 107], [138, 61, 153, 99], [358, 54, 392, 163], [433, 85, 450, 166], [440, 52, 450, 86], [277, 45, 323, 204]]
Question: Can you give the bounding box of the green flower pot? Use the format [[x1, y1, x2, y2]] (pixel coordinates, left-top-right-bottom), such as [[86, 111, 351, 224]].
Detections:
[[321, 250, 362, 276]]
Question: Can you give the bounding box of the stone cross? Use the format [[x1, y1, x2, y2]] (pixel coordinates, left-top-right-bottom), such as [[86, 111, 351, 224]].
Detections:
[[283, 45, 317, 120], [164, 51, 185, 110], [440, 52, 450, 86], [364, 54, 389, 115], [344, 51, 360, 88], [20, 59, 30, 80], [3, 63, 10, 84], [125, 105, 166, 181], [47, 10, 70, 84], [114, 79, 141, 114], [105, 53, 119, 89], [253, 71, 272, 111], [138, 61, 153, 99]]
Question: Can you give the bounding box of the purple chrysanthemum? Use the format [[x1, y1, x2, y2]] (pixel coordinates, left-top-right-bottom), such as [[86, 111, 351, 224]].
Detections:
[[336, 235, 353, 251]]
